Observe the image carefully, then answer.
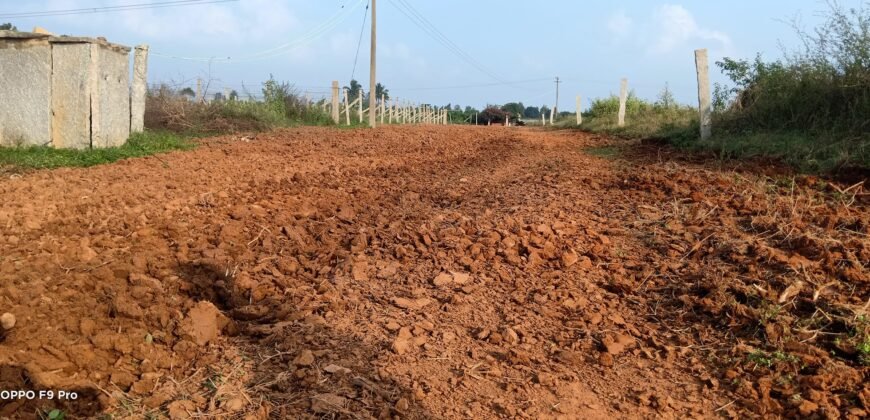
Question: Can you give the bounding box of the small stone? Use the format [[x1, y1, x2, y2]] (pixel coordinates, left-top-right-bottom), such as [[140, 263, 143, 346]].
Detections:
[[167, 400, 196, 419], [451, 271, 471, 284], [323, 364, 351, 375], [223, 398, 246, 412], [110, 371, 137, 390], [503, 327, 519, 345], [352, 260, 368, 281], [1, 313, 16, 330], [294, 350, 315, 366], [392, 297, 432, 310], [311, 393, 346, 414], [599, 352, 614, 367], [384, 321, 401, 331], [392, 327, 414, 355], [561, 249, 579, 268], [432, 272, 453, 287], [798, 400, 819, 416], [178, 301, 221, 346], [395, 397, 410, 412]]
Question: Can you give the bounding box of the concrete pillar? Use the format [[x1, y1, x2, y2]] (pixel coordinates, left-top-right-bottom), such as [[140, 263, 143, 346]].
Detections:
[[88, 43, 102, 147], [358, 89, 364, 123], [695, 49, 712, 140], [576, 95, 582, 125], [130, 44, 149, 134], [618, 78, 628, 127], [343, 88, 350, 125], [331, 81, 340, 124], [195, 78, 203, 103], [549, 109, 554, 125]]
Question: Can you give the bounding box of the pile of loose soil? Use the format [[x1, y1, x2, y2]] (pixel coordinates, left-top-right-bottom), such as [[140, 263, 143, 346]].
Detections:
[[0, 126, 866, 419]]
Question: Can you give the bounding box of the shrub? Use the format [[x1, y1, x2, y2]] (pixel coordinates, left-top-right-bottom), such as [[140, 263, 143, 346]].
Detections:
[[714, 2, 869, 135], [145, 77, 333, 134]]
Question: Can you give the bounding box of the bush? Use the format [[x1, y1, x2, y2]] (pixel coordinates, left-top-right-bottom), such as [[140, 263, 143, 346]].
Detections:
[[714, 2, 869, 136], [479, 106, 509, 124], [145, 77, 333, 134]]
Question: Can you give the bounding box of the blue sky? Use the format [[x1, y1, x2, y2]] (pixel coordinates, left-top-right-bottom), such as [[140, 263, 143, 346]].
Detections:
[[1, 0, 859, 110]]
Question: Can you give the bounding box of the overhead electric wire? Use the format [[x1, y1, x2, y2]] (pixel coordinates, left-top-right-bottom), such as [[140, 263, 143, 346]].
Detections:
[[0, 0, 238, 19], [390, 78, 552, 91], [350, 1, 370, 82], [387, 0, 509, 85]]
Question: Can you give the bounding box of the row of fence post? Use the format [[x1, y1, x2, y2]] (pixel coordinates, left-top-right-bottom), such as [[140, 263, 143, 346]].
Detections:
[[539, 49, 712, 140], [315, 49, 713, 137], [323, 80, 448, 127]]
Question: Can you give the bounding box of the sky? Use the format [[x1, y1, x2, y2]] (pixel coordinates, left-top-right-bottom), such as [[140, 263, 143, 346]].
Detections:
[[0, 0, 860, 110]]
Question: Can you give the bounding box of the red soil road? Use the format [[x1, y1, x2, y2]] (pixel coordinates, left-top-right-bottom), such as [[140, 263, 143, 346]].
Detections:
[[0, 126, 866, 419]]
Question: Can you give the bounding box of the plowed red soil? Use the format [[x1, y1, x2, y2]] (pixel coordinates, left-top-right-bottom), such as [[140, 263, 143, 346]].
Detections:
[[0, 126, 867, 419]]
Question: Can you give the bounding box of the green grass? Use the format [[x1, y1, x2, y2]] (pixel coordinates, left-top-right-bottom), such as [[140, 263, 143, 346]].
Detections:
[[583, 146, 622, 159], [672, 130, 870, 173], [565, 108, 869, 174], [0, 130, 195, 170]]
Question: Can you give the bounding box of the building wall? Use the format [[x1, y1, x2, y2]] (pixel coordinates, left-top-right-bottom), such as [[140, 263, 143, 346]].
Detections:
[[0, 36, 132, 149], [0, 39, 52, 147], [51, 43, 92, 149], [94, 44, 130, 148]]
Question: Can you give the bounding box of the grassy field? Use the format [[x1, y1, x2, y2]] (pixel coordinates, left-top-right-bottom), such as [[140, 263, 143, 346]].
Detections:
[[0, 131, 194, 171]]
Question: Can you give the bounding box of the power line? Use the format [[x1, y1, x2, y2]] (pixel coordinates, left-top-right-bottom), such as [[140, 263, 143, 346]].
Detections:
[[350, 1, 370, 82], [0, 0, 238, 19], [386, 0, 508, 85], [390, 78, 552, 91]]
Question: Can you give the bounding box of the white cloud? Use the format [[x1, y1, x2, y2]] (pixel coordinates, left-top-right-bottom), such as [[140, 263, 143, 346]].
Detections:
[[118, 0, 298, 44], [607, 9, 633, 39], [648, 4, 732, 54]]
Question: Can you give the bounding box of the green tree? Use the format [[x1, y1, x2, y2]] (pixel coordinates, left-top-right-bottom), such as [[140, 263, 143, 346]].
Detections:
[[375, 82, 389, 100], [362, 83, 390, 103], [501, 102, 524, 116], [523, 106, 540, 118], [229, 90, 239, 101], [655, 83, 676, 109], [344, 79, 363, 102], [540, 105, 552, 117], [179, 87, 195, 98], [0, 23, 17, 31]]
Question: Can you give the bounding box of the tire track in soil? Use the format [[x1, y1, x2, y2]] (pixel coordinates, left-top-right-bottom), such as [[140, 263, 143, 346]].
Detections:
[[0, 126, 865, 419]]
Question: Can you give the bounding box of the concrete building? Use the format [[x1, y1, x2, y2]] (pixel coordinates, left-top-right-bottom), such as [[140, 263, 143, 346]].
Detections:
[[0, 30, 148, 149]]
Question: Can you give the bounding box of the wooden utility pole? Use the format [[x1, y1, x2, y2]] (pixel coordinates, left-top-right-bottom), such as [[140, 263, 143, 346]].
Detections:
[[369, 0, 377, 127]]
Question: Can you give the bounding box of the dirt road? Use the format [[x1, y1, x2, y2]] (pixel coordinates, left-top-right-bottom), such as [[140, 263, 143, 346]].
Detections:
[[0, 126, 866, 419]]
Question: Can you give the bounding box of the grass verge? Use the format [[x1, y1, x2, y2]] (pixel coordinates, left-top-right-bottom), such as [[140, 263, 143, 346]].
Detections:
[[0, 130, 195, 171]]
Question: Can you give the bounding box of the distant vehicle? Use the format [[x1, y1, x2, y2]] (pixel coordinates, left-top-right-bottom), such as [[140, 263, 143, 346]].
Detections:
[[510, 116, 526, 126]]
